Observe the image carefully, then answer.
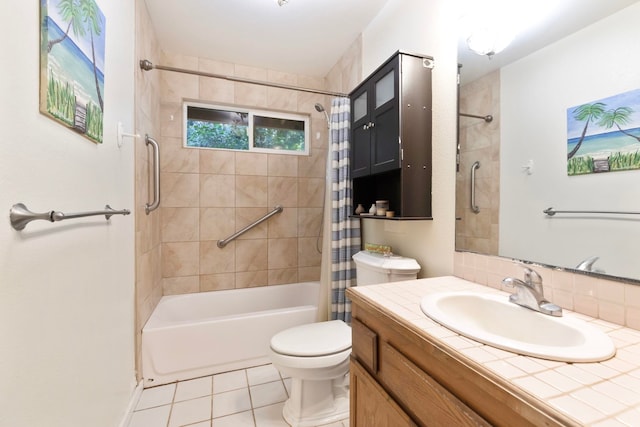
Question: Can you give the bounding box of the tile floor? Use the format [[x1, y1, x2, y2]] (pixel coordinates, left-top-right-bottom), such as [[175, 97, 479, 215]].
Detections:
[[128, 363, 349, 427]]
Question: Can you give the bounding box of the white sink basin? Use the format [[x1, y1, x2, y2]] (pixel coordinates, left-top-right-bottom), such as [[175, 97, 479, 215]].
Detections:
[[420, 292, 616, 362]]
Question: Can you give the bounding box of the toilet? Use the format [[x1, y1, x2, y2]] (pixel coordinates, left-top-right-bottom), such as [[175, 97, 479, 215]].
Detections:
[[267, 250, 420, 427]]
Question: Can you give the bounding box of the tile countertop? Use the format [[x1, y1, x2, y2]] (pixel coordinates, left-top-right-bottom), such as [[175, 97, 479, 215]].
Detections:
[[349, 276, 640, 427]]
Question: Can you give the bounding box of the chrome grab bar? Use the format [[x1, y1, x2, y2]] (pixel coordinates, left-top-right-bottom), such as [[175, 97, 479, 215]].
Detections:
[[544, 207, 640, 216], [217, 205, 283, 248], [459, 112, 493, 123], [145, 135, 160, 214], [470, 161, 480, 214], [10, 203, 130, 231]]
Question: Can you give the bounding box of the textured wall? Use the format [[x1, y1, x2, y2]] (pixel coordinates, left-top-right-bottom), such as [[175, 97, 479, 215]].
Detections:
[[456, 70, 500, 255], [156, 52, 332, 294]]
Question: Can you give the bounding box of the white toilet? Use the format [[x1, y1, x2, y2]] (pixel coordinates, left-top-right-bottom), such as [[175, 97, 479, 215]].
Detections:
[[267, 250, 420, 427]]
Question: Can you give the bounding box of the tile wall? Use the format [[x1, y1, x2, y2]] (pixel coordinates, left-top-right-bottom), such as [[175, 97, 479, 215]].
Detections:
[[456, 70, 500, 255], [156, 52, 336, 294], [134, 0, 162, 380], [454, 251, 640, 330]]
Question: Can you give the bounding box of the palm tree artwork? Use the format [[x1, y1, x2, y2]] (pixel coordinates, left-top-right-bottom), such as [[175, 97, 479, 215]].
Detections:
[[39, 0, 106, 144], [567, 89, 640, 175]]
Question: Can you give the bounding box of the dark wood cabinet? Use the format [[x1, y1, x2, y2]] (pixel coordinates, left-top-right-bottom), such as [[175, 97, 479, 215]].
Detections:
[[350, 51, 433, 218]]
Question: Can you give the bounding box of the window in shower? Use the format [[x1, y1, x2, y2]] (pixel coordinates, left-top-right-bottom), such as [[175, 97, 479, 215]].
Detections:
[[184, 102, 309, 155]]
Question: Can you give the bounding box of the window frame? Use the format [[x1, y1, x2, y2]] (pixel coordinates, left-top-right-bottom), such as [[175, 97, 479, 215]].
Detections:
[[183, 101, 310, 156]]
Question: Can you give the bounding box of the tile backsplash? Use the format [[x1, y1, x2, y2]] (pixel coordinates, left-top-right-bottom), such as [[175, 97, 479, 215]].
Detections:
[[454, 251, 640, 330]]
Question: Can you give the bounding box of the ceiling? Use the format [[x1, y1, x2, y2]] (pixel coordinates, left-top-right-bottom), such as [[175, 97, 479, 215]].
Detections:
[[144, 0, 639, 82], [457, 0, 639, 84], [144, 0, 390, 78]]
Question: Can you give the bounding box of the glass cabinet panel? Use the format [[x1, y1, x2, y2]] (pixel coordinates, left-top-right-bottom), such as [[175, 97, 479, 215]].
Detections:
[[354, 92, 367, 122], [375, 71, 394, 108]]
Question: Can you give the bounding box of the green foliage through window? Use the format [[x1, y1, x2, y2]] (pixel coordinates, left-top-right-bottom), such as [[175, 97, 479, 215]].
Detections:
[[184, 103, 308, 155]]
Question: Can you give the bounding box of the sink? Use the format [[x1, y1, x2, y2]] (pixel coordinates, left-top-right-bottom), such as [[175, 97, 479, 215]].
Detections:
[[420, 292, 616, 362]]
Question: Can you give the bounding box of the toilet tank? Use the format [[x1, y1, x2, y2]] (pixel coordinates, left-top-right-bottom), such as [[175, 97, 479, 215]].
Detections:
[[352, 251, 421, 286]]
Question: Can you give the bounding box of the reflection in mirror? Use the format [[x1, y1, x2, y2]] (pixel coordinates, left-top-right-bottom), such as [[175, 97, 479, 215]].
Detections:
[[456, 0, 640, 282]]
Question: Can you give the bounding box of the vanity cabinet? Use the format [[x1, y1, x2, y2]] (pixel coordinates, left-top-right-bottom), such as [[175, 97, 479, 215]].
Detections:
[[348, 289, 574, 427], [350, 51, 433, 218]]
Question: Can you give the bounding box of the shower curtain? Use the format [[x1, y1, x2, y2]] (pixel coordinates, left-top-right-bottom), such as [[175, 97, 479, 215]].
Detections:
[[327, 97, 360, 323]]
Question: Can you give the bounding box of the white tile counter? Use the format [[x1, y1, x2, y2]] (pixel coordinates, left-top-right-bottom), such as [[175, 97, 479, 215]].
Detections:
[[349, 276, 640, 426]]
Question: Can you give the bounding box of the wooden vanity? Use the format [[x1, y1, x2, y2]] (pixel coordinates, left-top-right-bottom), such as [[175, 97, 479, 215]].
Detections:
[[348, 279, 584, 427]]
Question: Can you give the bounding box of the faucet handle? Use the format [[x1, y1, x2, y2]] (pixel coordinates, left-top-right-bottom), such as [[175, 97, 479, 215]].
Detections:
[[523, 267, 542, 285], [502, 277, 527, 288]]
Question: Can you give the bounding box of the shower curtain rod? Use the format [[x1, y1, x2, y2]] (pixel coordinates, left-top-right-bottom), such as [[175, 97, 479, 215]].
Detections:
[[459, 112, 493, 123], [139, 60, 348, 97]]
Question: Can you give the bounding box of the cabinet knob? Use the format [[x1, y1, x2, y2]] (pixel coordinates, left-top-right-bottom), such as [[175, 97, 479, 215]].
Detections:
[[369, 122, 375, 128]]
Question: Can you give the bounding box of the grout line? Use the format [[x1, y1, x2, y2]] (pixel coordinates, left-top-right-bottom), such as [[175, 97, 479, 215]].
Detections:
[[165, 382, 177, 427], [135, 364, 333, 427]]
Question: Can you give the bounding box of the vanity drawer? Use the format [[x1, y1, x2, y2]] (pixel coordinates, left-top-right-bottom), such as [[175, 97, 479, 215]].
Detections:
[[377, 340, 491, 427], [352, 317, 378, 373]]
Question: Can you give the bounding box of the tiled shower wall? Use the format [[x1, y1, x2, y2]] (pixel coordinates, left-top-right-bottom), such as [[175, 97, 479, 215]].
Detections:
[[456, 70, 500, 255], [156, 52, 335, 294], [134, 0, 162, 379]]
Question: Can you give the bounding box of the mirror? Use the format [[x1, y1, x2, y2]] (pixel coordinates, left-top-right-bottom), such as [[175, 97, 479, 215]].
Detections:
[[456, 0, 640, 282]]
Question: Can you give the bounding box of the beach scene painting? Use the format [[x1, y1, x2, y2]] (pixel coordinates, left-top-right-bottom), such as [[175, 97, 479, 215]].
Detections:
[[40, 0, 106, 144], [567, 89, 640, 175]]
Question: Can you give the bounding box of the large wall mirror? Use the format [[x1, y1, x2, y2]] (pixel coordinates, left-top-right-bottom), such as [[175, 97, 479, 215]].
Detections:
[[456, 0, 640, 282]]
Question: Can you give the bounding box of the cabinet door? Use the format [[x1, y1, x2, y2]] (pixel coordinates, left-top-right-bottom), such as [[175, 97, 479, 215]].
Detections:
[[350, 359, 417, 427], [377, 341, 491, 427], [370, 61, 400, 175], [351, 86, 372, 178]]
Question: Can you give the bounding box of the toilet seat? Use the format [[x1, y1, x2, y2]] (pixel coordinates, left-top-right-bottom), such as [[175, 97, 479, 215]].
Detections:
[[270, 320, 351, 357]]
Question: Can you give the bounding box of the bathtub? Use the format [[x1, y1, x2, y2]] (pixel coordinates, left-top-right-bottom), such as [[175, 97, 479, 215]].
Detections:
[[142, 281, 320, 386]]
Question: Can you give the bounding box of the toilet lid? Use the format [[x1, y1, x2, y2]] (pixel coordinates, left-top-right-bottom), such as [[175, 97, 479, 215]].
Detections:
[[270, 320, 351, 357]]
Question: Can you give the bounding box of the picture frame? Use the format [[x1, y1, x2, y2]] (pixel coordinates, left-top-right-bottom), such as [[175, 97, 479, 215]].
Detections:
[[39, 0, 106, 144], [567, 89, 640, 175]]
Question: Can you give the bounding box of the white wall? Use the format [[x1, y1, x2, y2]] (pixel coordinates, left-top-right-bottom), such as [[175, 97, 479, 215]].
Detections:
[[359, 0, 459, 277], [500, 3, 640, 280], [0, 1, 136, 426]]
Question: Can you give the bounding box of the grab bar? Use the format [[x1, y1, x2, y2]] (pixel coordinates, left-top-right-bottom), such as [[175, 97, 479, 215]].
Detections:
[[459, 112, 493, 123], [217, 205, 283, 248], [544, 207, 640, 216], [470, 161, 480, 214], [145, 134, 160, 215], [10, 203, 130, 231]]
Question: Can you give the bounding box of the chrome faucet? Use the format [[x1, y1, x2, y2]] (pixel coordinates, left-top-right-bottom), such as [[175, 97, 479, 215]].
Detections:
[[502, 267, 562, 317], [576, 256, 604, 273]]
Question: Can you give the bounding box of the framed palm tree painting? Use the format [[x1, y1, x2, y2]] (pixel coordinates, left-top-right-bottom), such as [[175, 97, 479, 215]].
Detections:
[[39, 0, 106, 144], [567, 89, 640, 175]]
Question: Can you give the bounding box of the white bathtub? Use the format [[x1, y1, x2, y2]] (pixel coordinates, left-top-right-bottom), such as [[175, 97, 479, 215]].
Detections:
[[142, 281, 320, 386]]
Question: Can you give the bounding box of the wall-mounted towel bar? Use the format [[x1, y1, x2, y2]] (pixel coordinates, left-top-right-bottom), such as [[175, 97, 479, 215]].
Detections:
[[145, 134, 160, 215], [543, 207, 640, 216], [10, 203, 130, 231], [217, 205, 283, 248]]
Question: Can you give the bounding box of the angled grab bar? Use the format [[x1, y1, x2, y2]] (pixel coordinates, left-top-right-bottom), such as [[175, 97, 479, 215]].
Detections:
[[470, 161, 480, 214], [145, 135, 160, 214], [217, 205, 283, 248], [10, 203, 130, 231], [459, 112, 493, 123]]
